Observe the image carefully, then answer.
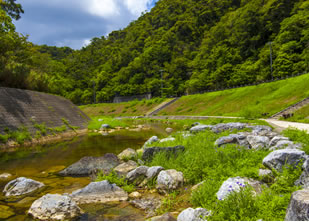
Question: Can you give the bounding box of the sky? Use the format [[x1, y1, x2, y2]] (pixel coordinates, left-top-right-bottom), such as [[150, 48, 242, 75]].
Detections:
[[13, 0, 158, 49]]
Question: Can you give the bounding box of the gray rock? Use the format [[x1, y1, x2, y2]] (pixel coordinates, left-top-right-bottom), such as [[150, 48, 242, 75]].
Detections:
[[117, 148, 137, 160], [59, 153, 120, 176], [259, 169, 272, 177], [100, 124, 111, 129], [295, 159, 309, 187], [114, 160, 138, 177], [71, 180, 128, 204], [214, 134, 246, 147], [249, 125, 272, 133], [263, 149, 306, 172], [130, 197, 161, 216], [269, 136, 289, 147], [160, 137, 176, 143], [0, 173, 12, 180], [150, 212, 176, 221], [3, 177, 44, 197], [216, 177, 263, 200], [212, 122, 248, 133], [28, 194, 82, 221], [177, 208, 211, 221], [191, 122, 200, 127], [143, 136, 159, 148], [157, 170, 184, 192], [126, 166, 149, 185], [166, 128, 174, 133], [247, 135, 270, 149], [142, 146, 185, 162], [270, 140, 294, 150], [146, 166, 165, 180], [285, 189, 309, 221], [190, 125, 213, 133]]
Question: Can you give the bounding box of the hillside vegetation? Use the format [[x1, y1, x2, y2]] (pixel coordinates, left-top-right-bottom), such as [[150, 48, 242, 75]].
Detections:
[[158, 73, 309, 118], [80, 98, 166, 117], [0, 0, 308, 104]]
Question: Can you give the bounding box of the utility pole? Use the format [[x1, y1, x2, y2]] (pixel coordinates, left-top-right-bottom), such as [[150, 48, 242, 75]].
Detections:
[[268, 41, 273, 80], [160, 69, 164, 98], [93, 80, 96, 104]]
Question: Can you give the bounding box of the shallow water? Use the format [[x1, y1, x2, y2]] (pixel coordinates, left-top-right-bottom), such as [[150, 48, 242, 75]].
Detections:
[[0, 123, 169, 221]]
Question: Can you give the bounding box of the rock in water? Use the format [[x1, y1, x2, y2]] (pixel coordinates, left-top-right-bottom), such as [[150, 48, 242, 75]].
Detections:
[[28, 194, 82, 221], [71, 180, 128, 204], [150, 212, 176, 221], [3, 177, 44, 197], [156, 169, 184, 192], [59, 153, 120, 176], [0, 173, 12, 180], [100, 124, 111, 130], [142, 136, 159, 148], [262, 149, 306, 172], [285, 189, 309, 221], [114, 160, 138, 177], [177, 208, 211, 221], [117, 148, 137, 160]]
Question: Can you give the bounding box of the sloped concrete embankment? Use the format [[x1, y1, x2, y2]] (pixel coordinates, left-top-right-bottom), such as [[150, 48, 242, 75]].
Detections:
[[0, 87, 90, 134]]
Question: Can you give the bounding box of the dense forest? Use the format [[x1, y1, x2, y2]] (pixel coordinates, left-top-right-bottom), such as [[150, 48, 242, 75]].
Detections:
[[0, 0, 308, 104]]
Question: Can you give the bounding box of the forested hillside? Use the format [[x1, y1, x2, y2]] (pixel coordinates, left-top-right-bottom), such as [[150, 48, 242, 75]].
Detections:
[[0, 0, 308, 104]]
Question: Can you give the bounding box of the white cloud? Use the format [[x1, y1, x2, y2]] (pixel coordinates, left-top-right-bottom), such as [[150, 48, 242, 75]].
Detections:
[[124, 0, 153, 16], [83, 39, 91, 47], [86, 0, 120, 18]]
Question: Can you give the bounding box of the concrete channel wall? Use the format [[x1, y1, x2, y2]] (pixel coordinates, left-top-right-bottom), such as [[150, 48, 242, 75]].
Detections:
[[0, 87, 90, 134]]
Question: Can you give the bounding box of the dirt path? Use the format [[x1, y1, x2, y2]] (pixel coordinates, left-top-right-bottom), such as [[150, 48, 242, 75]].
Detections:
[[264, 119, 309, 133]]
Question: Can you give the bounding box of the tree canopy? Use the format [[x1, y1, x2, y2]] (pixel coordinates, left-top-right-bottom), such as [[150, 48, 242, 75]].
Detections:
[[0, 0, 308, 104]]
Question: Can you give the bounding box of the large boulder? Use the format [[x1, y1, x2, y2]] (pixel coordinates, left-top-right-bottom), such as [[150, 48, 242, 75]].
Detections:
[[114, 160, 138, 177], [117, 148, 137, 160], [130, 197, 162, 217], [216, 177, 263, 200], [212, 123, 248, 133], [190, 125, 213, 133], [146, 166, 165, 180], [262, 149, 307, 172], [246, 135, 270, 149], [285, 189, 309, 221], [214, 134, 247, 147], [249, 125, 272, 133], [142, 146, 185, 162], [71, 180, 128, 204], [270, 140, 301, 150], [59, 153, 120, 176], [269, 136, 289, 147], [143, 136, 159, 148], [126, 166, 149, 185], [3, 177, 44, 197], [28, 194, 82, 221], [177, 208, 211, 221], [295, 159, 309, 188], [156, 169, 184, 193]]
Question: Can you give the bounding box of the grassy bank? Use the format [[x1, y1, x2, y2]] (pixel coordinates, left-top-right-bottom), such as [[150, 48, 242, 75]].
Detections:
[[157, 74, 309, 119], [80, 98, 166, 117], [282, 104, 309, 123], [138, 122, 309, 220]]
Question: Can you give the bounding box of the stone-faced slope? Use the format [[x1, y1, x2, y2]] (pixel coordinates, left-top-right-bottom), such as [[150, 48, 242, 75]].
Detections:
[[0, 87, 89, 133]]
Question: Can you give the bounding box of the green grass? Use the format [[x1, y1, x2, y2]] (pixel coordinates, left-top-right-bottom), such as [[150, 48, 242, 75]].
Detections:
[[96, 171, 135, 193], [282, 103, 309, 123], [282, 128, 309, 154], [158, 74, 309, 118], [79, 98, 166, 117], [144, 125, 303, 221], [87, 116, 131, 130]]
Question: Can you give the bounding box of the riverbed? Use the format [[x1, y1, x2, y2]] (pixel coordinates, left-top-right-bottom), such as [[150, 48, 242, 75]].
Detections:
[[0, 122, 171, 221]]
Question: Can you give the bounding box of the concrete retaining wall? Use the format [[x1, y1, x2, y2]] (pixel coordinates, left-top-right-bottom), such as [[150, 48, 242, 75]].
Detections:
[[0, 87, 90, 134]]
